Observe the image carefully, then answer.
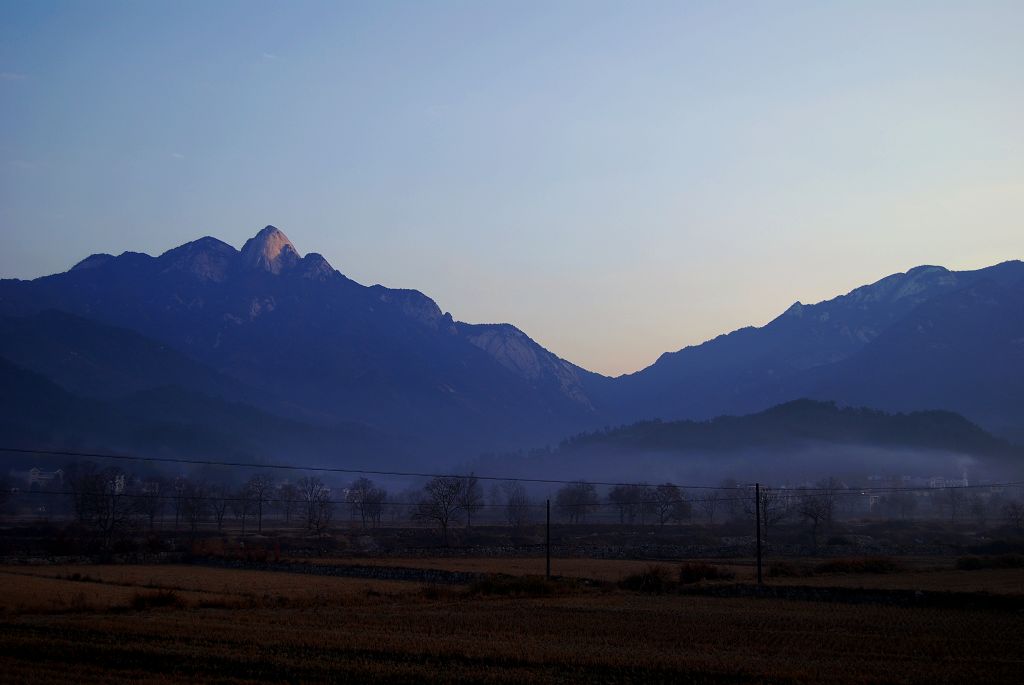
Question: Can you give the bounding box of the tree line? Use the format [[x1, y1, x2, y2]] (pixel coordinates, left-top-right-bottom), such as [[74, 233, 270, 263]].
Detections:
[[3, 463, 1022, 550]]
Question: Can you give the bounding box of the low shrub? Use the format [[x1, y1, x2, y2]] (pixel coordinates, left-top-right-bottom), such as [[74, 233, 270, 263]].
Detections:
[[129, 590, 185, 610], [678, 562, 735, 584], [195, 597, 240, 610], [814, 557, 900, 575], [956, 554, 1024, 571], [620, 565, 674, 593], [767, 561, 812, 578], [469, 574, 558, 597], [418, 584, 454, 601]]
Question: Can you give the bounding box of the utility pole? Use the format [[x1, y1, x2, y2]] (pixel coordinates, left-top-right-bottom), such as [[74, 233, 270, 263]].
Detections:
[[546, 498, 551, 580], [755, 482, 763, 586]]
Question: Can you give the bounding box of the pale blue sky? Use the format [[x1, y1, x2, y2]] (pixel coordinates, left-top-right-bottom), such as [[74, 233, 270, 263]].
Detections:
[[1, 1, 1022, 375]]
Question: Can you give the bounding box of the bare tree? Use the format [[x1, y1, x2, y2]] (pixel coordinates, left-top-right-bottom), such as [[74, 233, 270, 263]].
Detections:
[[458, 474, 484, 528], [608, 484, 638, 524], [66, 462, 132, 548], [347, 477, 386, 528], [652, 483, 689, 526], [0, 475, 11, 512], [607, 484, 655, 525], [232, 483, 255, 534], [815, 477, 840, 529], [499, 481, 532, 529], [298, 476, 333, 533], [172, 477, 187, 530], [968, 493, 989, 527], [555, 481, 599, 524], [940, 487, 967, 524], [719, 478, 744, 522], [796, 489, 830, 546], [881, 492, 917, 520], [415, 477, 463, 545], [1003, 500, 1024, 531], [740, 486, 789, 539], [180, 480, 209, 538], [760, 488, 790, 538], [131, 479, 164, 532], [246, 474, 274, 533], [277, 482, 299, 525], [637, 485, 656, 525], [208, 484, 230, 532], [696, 490, 721, 525], [65, 461, 102, 525]]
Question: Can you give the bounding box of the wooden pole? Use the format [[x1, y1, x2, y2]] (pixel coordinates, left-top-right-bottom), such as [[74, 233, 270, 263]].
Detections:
[[755, 482, 763, 586], [546, 498, 551, 580]]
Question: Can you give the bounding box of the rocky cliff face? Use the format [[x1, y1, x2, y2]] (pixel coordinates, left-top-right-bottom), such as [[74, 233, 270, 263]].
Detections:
[[240, 226, 301, 274], [0, 226, 604, 456]]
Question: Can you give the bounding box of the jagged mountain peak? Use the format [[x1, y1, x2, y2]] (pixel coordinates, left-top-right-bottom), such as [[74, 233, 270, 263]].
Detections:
[[298, 252, 337, 281], [70, 253, 115, 271], [240, 225, 300, 274], [158, 236, 238, 282]]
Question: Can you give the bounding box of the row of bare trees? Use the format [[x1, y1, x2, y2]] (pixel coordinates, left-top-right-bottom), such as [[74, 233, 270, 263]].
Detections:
[[10, 463, 1024, 550], [550, 476, 1024, 545], [53, 464, 341, 546], [172, 474, 334, 536], [559, 480, 727, 526]]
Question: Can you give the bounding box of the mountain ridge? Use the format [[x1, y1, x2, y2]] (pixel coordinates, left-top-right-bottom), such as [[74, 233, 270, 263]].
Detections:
[[1, 225, 1021, 462]]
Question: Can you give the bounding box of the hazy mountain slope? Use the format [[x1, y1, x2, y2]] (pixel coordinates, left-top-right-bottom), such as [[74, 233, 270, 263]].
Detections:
[[0, 227, 603, 455], [0, 310, 260, 404], [472, 399, 1022, 485], [2, 224, 1021, 459], [805, 271, 1024, 439], [561, 399, 1014, 458], [456, 321, 602, 410], [598, 261, 1024, 435], [0, 355, 402, 466]]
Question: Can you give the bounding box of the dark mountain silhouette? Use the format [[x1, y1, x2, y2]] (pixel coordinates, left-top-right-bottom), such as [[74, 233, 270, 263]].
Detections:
[[0, 227, 599, 457], [547, 399, 1023, 484], [0, 225, 1021, 466], [560, 399, 1016, 459], [473, 399, 1021, 485], [0, 310, 255, 403], [0, 354, 402, 466], [803, 275, 1024, 439], [593, 260, 1024, 440]]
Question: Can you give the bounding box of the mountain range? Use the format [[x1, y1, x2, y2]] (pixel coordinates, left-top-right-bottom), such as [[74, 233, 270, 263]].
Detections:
[[0, 225, 1021, 471]]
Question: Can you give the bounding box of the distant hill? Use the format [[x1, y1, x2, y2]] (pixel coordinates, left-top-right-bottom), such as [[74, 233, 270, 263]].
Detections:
[[521, 400, 1022, 485], [561, 399, 1015, 458]]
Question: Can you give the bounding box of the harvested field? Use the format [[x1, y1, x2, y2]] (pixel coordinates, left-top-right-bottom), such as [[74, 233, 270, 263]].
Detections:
[[0, 565, 424, 614], [771, 567, 1024, 594], [304, 555, 1024, 594], [301, 555, 699, 582], [1, 561, 1023, 683]]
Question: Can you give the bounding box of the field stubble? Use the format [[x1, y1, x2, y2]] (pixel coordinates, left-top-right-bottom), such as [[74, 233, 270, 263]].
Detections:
[[0, 560, 1021, 683]]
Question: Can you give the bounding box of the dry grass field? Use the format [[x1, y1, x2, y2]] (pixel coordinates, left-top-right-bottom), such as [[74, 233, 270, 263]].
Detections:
[[1, 560, 1022, 683], [307, 555, 1024, 594], [303, 555, 702, 582]]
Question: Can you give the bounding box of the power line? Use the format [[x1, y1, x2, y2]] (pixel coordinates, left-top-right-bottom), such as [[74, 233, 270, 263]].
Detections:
[[0, 446, 734, 490], [2, 445, 1020, 495]]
